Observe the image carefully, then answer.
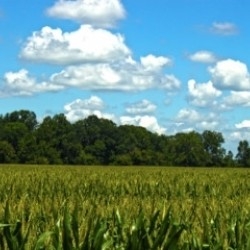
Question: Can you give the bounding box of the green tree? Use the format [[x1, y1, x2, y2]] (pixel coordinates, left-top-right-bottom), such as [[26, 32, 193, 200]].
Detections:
[[202, 130, 225, 166], [223, 150, 235, 167], [36, 115, 71, 164], [236, 140, 250, 167], [4, 110, 37, 131], [78, 116, 118, 164], [115, 125, 155, 165], [171, 131, 206, 166], [18, 133, 38, 163], [151, 134, 172, 165], [0, 141, 17, 163], [0, 110, 37, 163], [1, 122, 29, 154]]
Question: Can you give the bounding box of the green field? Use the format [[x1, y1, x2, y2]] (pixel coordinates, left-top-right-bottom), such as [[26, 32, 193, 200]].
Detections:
[[1, 165, 250, 249]]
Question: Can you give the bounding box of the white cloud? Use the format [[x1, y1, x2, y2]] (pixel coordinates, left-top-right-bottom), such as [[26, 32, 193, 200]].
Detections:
[[46, 0, 126, 28], [64, 96, 165, 134], [199, 121, 219, 130], [209, 59, 250, 91], [1, 52, 180, 96], [161, 75, 181, 90], [176, 108, 201, 123], [210, 22, 238, 36], [223, 91, 250, 107], [188, 50, 217, 63], [1, 69, 63, 96], [50, 58, 180, 91], [125, 99, 156, 115], [235, 120, 250, 129], [175, 108, 219, 131], [18, 10, 180, 94], [140, 54, 172, 71], [20, 25, 130, 65], [120, 115, 166, 134], [229, 131, 250, 145], [64, 95, 105, 112], [51, 63, 123, 89], [64, 96, 115, 122], [188, 79, 222, 107]]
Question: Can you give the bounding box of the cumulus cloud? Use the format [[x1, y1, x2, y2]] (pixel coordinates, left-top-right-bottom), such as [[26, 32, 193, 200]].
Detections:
[[19, 25, 179, 93], [175, 108, 219, 131], [20, 25, 130, 65], [209, 59, 250, 91], [64, 95, 105, 111], [210, 22, 238, 36], [161, 75, 181, 90], [188, 50, 217, 63], [1, 69, 63, 97], [64, 96, 115, 122], [223, 91, 250, 108], [140, 54, 172, 71], [228, 131, 250, 149], [120, 115, 166, 134], [188, 79, 222, 107], [18, 7, 180, 94], [176, 108, 201, 123], [46, 0, 126, 28], [50, 57, 180, 91], [235, 120, 250, 129], [188, 59, 250, 110], [199, 121, 219, 130], [125, 99, 156, 115], [63, 96, 165, 134]]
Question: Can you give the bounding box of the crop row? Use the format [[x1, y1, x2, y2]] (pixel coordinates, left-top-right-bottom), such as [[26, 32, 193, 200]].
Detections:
[[0, 165, 250, 249]]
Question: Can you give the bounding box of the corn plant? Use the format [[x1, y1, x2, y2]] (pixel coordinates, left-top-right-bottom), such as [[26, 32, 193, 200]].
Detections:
[[0, 165, 250, 249]]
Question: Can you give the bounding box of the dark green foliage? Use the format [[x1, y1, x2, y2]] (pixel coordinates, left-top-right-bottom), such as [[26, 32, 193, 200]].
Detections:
[[1, 201, 30, 250], [3, 110, 37, 131], [0, 141, 17, 163], [0, 109, 245, 166], [170, 131, 205, 167], [236, 140, 250, 167], [202, 130, 225, 166]]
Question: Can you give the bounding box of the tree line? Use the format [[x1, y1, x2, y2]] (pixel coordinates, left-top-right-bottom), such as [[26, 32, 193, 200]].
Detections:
[[0, 110, 249, 167]]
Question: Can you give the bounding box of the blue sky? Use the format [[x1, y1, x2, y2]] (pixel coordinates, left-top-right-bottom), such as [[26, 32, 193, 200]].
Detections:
[[0, 0, 250, 154]]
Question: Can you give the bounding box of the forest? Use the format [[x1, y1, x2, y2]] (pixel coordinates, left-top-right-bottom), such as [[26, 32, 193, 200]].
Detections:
[[0, 109, 249, 167]]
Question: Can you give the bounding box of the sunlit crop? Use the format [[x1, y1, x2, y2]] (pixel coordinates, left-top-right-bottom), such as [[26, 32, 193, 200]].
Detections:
[[0, 165, 250, 249]]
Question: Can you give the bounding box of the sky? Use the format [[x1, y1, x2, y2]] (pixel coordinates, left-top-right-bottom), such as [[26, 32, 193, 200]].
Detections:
[[0, 0, 250, 154]]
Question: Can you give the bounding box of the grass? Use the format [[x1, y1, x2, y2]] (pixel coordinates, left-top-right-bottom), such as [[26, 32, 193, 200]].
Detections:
[[0, 165, 250, 249]]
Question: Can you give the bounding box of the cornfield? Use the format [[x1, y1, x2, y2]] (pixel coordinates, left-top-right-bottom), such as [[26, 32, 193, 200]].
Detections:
[[1, 165, 250, 249]]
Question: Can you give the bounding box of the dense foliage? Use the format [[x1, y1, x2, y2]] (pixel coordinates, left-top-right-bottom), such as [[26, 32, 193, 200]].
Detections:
[[1, 165, 250, 249], [0, 109, 248, 166]]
